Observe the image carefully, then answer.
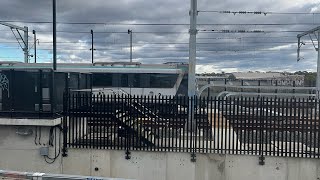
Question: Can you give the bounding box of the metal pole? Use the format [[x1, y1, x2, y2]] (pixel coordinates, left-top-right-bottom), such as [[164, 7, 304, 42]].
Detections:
[[24, 26, 28, 63], [317, 30, 320, 99], [53, 0, 57, 70], [128, 29, 133, 63], [188, 0, 197, 132], [33, 30, 37, 63], [91, 30, 94, 64]]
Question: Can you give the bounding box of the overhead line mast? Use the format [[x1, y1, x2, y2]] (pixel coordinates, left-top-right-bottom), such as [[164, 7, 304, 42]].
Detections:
[[0, 22, 28, 63], [297, 26, 320, 99], [188, 0, 198, 133]]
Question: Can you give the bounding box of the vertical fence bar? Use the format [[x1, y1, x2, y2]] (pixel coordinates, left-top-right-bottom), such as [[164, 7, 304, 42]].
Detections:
[[183, 96, 187, 153], [81, 93, 84, 149], [236, 97, 241, 155], [265, 97, 269, 156], [313, 98, 318, 158], [176, 96, 180, 153], [294, 98, 298, 157], [276, 98, 280, 157], [272, 97, 276, 157], [71, 93, 75, 148], [309, 98, 313, 158], [317, 99, 320, 158], [297, 98, 301, 157], [210, 96, 214, 154], [186, 96, 190, 152], [290, 98, 294, 158], [192, 96, 196, 156], [103, 94, 106, 149], [211, 97, 219, 153], [221, 97, 225, 154], [255, 97, 259, 155], [62, 91, 68, 156], [305, 98, 309, 158], [280, 98, 284, 157], [231, 97, 235, 154], [241, 97, 244, 155], [217, 97, 220, 154], [268, 97, 271, 156], [243, 97, 247, 155], [286, 98, 290, 157], [245, 97, 249, 155], [96, 94, 101, 149], [178, 96, 182, 153], [259, 97, 263, 157]]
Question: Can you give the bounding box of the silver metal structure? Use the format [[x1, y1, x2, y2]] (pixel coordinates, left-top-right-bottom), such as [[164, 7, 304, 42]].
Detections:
[[297, 26, 320, 99], [0, 22, 28, 63], [188, 0, 198, 132]]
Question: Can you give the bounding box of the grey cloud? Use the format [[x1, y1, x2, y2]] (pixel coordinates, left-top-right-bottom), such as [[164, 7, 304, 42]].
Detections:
[[0, 0, 319, 73]]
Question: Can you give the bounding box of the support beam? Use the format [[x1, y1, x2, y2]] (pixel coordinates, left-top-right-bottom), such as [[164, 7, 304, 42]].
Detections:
[[0, 22, 26, 31], [317, 31, 320, 99], [53, 0, 57, 70], [297, 26, 320, 38]]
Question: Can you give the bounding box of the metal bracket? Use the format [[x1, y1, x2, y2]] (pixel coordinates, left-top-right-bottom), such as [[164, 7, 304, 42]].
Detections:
[[191, 153, 196, 162], [62, 148, 68, 157], [189, 29, 198, 35], [125, 150, 131, 160], [259, 156, 265, 165]]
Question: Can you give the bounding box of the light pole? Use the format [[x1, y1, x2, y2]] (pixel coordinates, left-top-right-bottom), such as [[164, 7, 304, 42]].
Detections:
[[90, 30, 96, 64], [33, 30, 37, 63], [128, 29, 133, 63]]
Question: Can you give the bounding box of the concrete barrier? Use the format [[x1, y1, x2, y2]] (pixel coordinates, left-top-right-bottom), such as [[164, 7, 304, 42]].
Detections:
[[1, 124, 320, 180]]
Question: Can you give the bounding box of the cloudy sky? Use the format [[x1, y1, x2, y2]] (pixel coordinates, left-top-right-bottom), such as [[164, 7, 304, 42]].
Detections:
[[0, 0, 319, 73]]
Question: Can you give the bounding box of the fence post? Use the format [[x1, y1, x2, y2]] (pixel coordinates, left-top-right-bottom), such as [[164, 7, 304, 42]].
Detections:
[[125, 95, 131, 160], [191, 96, 197, 162], [259, 97, 265, 165], [62, 91, 68, 157]]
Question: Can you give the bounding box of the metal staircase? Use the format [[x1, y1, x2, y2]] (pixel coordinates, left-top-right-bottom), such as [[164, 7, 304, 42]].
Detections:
[[111, 89, 165, 146]]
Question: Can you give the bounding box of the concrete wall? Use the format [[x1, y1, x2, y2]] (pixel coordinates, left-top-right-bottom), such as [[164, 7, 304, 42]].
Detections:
[[0, 126, 62, 174], [1, 125, 320, 180]]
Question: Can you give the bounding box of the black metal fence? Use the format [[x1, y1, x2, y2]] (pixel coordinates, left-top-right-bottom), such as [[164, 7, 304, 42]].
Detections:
[[63, 93, 320, 159]]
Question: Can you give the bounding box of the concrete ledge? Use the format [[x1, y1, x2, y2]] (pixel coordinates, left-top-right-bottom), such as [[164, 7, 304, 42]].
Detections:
[[0, 118, 62, 126]]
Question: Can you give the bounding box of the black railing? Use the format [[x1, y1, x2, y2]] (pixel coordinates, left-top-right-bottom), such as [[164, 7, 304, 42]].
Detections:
[[63, 93, 320, 159]]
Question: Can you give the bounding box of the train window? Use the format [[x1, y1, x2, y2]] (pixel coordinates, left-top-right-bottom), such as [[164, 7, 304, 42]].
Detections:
[[150, 74, 178, 88], [92, 73, 112, 87], [140, 74, 150, 88], [132, 74, 140, 88], [120, 74, 129, 87]]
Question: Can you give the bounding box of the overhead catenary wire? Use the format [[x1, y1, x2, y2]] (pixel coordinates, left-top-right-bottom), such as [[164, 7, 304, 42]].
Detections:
[[198, 10, 320, 15]]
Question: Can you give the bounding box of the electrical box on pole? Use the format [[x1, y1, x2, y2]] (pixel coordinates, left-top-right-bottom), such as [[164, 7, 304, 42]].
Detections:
[[297, 26, 320, 100], [0, 22, 29, 63]]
